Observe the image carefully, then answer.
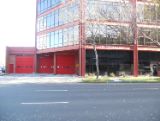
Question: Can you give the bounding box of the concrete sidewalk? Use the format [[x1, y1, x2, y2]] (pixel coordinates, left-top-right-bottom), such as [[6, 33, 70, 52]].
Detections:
[[0, 74, 82, 84]]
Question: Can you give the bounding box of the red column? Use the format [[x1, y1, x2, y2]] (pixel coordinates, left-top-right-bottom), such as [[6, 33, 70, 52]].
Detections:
[[79, 47, 86, 76], [34, 54, 37, 73], [133, 30, 139, 77], [79, 22, 86, 76], [79, 0, 86, 76], [35, 0, 38, 73], [5, 47, 9, 73], [53, 53, 56, 74], [132, 0, 139, 77]]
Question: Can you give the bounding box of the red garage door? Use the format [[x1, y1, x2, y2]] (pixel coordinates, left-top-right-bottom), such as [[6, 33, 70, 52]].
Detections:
[[38, 56, 53, 73], [56, 55, 75, 74], [16, 56, 34, 73], [8, 64, 14, 73]]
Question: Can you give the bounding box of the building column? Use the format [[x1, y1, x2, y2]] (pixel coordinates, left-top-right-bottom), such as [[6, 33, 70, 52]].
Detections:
[[131, 0, 139, 77], [79, 21, 86, 76], [34, 54, 37, 73], [53, 53, 56, 74], [79, 0, 86, 76], [5, 47, 9, 73], [79, 47, 86, 76], [133, 37, 139, 77]]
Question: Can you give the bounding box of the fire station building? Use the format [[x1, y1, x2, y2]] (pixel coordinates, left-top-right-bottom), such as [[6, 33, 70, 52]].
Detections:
[[6, 0, 160, 76]]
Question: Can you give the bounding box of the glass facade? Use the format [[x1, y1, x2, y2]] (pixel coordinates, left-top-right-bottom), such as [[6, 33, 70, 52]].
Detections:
[[36, 0, 80, 50], [86, 50, 133, 75], [86, 0, 160, 22], [36, 0, 160, 50], [86, 0, 160, 46], [37, 26, 79, 49], [38, 0, 65, 14], [37, 1, 79, 32], [138, 28, 160, 46], [86, 0, 131, 21], [86, 24, 133, 45], [86, 24, 160, 46]]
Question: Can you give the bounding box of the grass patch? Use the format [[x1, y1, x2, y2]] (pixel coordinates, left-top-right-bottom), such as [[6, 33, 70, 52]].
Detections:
[[119, 76, 160, 83], [83, 75, 160, 83]]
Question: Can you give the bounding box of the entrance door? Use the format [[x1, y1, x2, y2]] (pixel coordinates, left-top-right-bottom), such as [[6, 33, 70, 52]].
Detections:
[[16, 56, 34, 73], [8, 64, 14, 73], [38, 56, 53, 73], [56, 55, 75, 74]]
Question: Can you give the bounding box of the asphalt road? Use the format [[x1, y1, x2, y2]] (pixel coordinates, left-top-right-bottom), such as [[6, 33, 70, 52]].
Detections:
[[0, 83, 160, 121]]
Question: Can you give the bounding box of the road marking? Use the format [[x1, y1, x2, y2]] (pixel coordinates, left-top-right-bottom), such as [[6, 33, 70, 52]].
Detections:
[[35, 90, 68, 92], [21, 102, 69, 105], [133, 88, 159, 90]]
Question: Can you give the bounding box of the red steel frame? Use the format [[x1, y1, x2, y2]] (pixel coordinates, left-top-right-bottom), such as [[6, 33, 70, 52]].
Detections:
[[36, 0, 160, 76], [35, 0, 39, 73], [79, 0, 86, 76], [132, 0, 139, 77]]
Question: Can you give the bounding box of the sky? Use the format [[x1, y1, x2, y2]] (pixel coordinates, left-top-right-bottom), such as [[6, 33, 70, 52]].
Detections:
[[0, 0, 36, 66]]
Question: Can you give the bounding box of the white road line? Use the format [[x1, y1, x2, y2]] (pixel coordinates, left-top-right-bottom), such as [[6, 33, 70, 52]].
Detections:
[[21, 102, 69, 105], [35, 90, 68, 92], [133, 88, 159, 90]]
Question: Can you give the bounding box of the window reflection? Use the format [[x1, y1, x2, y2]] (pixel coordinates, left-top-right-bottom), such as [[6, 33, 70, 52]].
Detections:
[[37, 0, 79, 32], [37, 26, 79, 50], [86, 24, 133, 45], [38, 0, 65, 14], [86, 0, 160, 22], [86, 24, 160, 46]]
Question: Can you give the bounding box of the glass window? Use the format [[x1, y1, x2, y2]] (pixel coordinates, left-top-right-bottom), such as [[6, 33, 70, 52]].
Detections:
[[39, 17, 43, 31], [47, 14, 51, 28], [59, 30, 63, 46], [86, 0, 131, 21], [59, 9, 64, 25], [73, 4, 79, 20], [41, 0, 47, 12], [55, 10, 59, 26], [44, 0, 47, 11], [51, 0, 55, 7], [68, 27, 74, 45], [37, 18, 41, 32], [47, 33, 51, 48], [43, 16, 47, 30], [42, 34, 47, 49], [51, 32, 55, 47], [38, 2, 41, 13], [51, 12, 55, 27], [40, 0, 44, 12], [55, 31, 59, 47], [63, 28, 68, 46], [38, 0, 66, 13], [39, 36, 43, 49], [47, 0, 51, 9], [137, 4, 144, 22], [74, 26, 79, 44], [36, 36, 40, 49]]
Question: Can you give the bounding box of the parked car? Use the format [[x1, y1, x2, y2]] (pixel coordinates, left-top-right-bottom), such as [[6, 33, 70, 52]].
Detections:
[[0, 67, 5, 73]]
